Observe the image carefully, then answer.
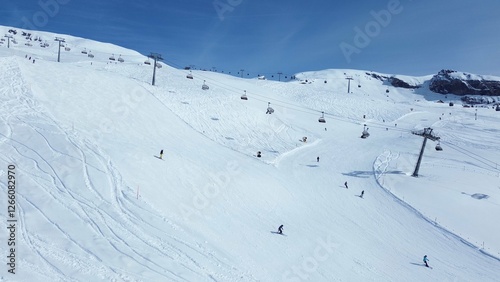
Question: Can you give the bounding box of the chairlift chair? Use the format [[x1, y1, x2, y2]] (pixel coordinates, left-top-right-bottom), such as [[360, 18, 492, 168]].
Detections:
[[318, 111, 326, 123], [202, 80, 209, 90], [109, 54, 116, 61], [65, 46, 71, 51], [435, 141, 443, 151], [266, 102, 274, 114], [81, 48, 87, 54], [361, 130, 370, 139], [361, 125, 370, 139], [117, 55, 124, 62], [496, 105, 500, 111], [241, 90, 248, 100], [88, 51, 94, 58], [144, 59, 151, 65], [186, 71, 194, 79], [156, 63, 162, 68]]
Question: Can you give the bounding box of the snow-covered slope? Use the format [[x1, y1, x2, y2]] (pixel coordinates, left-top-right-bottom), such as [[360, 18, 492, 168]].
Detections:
[[1, 26, 500, 281]]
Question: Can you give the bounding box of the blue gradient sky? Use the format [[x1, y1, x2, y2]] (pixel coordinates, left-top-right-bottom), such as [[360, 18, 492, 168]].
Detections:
[[1, 0, 499, 78]]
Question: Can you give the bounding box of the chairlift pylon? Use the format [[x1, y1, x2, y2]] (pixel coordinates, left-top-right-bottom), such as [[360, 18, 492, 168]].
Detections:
[[241, 90, 248, 100], [202, 80, 209, 90], [318, 111, 326, 123]]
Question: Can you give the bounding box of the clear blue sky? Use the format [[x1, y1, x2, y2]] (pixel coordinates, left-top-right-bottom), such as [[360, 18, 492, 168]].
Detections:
[[2, 0, 499, 78]]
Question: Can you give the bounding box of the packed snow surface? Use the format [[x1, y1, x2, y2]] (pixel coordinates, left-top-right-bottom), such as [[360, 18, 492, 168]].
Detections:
[[1, 26, 500, 281]]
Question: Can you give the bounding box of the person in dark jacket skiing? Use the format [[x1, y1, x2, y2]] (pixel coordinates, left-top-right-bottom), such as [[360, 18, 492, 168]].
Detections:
[[317, 156, 320, 162], [278, 225, 283, 234], [360, 190, 364, 198], [423, 255, 429, 267], [160, 149, 164, 159], [344, 181, 348, 189]]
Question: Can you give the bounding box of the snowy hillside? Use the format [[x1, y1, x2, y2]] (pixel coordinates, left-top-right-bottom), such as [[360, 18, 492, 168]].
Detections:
[[1, 26, 500, 281]]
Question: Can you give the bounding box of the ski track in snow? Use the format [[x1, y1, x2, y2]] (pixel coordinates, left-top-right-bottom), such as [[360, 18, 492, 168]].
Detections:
[[373, 150, 500, 262], [1, 34, 500, 281], [1, 58, 248, 281]]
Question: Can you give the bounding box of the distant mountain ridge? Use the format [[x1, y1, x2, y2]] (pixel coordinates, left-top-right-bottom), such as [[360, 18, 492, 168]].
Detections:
[[2, 25, 500, 97], [364, 69, 500, 96], [429, 69, 500, 96]]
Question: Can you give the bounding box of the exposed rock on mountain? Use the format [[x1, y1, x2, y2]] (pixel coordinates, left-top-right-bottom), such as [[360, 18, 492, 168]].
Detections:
[[429, 69, 500, 96]]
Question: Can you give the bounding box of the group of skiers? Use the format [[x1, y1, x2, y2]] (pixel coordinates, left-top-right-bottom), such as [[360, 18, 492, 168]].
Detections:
[[157, 149, 431, 269], [24, 54, 35, 63], [343, 181, 364, 198]]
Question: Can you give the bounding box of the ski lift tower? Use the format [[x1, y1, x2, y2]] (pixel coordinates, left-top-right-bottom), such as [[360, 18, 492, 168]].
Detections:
[[148, 52, 163, 86], [346, 76, 353, 93], [411, 127, 440, 177], [54, 37, 65, 62], [4, 34, 13, 48], [277, 72, 283, 82]]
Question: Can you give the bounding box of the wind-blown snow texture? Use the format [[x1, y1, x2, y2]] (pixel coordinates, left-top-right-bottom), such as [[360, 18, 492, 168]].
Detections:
[[1, 26, 500, 281]]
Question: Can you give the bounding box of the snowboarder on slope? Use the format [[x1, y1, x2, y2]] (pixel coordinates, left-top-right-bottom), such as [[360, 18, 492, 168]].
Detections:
[[278, 225, 283, 234], [160, 149, 164, 159], [344, 181, 348, 189], [423, 255, 429, 267], [360, 190, 364, 198]]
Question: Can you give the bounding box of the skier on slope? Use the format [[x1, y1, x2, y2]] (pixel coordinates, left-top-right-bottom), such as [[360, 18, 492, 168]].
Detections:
[[160, 149, 164, 159], [317, 156, 320, 162], [344, 181, 348, 189], [360, 190, 364, 198], [423, 255, 430, 267], [278, 225, 283, 234]]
